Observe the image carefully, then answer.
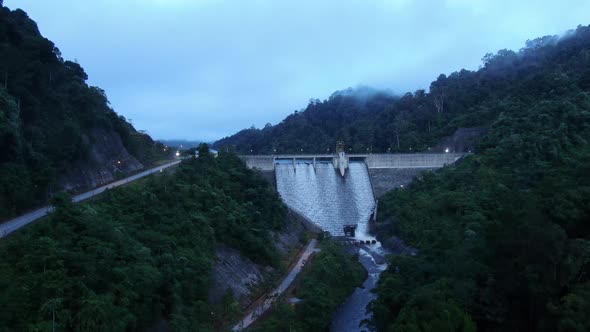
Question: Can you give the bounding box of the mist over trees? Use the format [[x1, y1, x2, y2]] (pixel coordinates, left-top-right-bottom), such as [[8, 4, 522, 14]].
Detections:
[[368, 25, 590, 332], [215, 25, 590, 156]]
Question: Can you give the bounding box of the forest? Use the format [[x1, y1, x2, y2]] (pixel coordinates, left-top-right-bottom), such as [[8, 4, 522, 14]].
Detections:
[[0, 147, 368, 332], [215, 25, 590, 157], [368, 27, 590, 332], [0, 148, 288, 331], [3, 2, 590, 331], [215, 26, 590, 329], [0, 6, 167, 220]]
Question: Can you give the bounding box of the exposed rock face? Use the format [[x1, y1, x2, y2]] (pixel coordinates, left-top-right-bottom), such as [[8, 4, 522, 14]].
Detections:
[[59, 127, 144, 193], [258, 170, 277, 191], [380, 234, 418, 256], [209, 209, 308, 309], [433, 126, 488, 153], [209, 244, 268, 308], [368, 168, 436, 198], [272, 210, 308, 255]]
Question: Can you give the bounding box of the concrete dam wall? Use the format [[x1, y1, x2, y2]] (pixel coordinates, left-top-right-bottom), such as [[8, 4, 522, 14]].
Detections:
[[240, 153, 464, 171], [364, 153, 463, 169], [275, 161, 375, 238], [242, 155, 275, 171], [242, 153, 466, 215]]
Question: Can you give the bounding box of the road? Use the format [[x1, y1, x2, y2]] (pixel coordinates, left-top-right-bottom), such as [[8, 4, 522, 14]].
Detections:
[[0, 160, 181, 239], [232, 238, 318, 331]]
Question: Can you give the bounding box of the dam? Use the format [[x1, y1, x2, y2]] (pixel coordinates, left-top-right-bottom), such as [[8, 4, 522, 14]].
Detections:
[[242, 153, 465, 236], [241, 153, 463, 172], [275, 161, 375, 238], [245, 152, 465, 331]]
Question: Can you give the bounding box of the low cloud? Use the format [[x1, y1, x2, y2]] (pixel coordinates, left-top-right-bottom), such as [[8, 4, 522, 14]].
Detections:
[[8, 0, 590, 140]]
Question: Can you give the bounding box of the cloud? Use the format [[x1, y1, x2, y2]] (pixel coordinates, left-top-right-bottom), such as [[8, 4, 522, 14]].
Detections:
[[7, 0, 590, 140]]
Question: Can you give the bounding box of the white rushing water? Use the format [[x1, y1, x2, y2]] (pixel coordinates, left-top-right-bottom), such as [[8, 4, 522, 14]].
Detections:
[[276, 160, 388, 331], [275, 161, 375, 238]]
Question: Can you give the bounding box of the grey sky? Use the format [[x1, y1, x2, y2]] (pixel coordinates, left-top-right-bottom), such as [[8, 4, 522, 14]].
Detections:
[[6, 0, 590, 141]]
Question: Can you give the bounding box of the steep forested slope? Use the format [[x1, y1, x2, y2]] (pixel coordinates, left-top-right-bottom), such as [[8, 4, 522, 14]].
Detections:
[[217, 22, 590, 332], [215, 26, 590, 156], [368, 28, 590, 332], [0, 6, 167, 220], [0, 150, 287, 331]]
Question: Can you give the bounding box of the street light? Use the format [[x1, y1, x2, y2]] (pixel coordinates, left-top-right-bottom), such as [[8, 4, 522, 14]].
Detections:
[[445, 148, 449, 153]]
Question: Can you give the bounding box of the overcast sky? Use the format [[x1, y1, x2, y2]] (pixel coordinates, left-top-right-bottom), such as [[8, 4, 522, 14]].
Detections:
[[6, 0, 590, 141]]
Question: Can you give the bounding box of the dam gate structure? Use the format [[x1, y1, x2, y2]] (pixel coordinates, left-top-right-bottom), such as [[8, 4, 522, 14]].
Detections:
[[240, 152, 466, 199], [240, 152, 464, 173], [240, 152, 466, 237]]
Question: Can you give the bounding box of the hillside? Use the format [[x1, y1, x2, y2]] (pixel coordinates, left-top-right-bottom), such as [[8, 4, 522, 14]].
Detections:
[[0, 6, 168, 220], [366, 27, 590, 331], [216, 23, 590, 331], [215, 26, 590, 155], [0, 149, 294, 331]]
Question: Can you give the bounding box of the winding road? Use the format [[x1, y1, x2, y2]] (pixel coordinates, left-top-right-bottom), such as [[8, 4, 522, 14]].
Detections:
[[0, 160, 181, 239], [232, 238, 319, 331]]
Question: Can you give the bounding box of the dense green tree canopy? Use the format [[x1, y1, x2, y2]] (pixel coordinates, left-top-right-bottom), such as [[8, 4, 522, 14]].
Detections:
[[0, 152, 287, 331], [369, 39, 590, 331], [0, 7, 167, 220]]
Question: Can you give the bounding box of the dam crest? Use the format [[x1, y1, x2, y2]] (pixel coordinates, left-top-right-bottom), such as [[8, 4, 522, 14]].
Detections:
[[242, 152, 465, 237]]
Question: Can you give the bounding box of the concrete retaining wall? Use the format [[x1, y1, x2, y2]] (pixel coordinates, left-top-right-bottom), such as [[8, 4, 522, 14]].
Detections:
[[368, 168, 436, 198], [241, 155, 275, 171], [364, 153, 463, 169]]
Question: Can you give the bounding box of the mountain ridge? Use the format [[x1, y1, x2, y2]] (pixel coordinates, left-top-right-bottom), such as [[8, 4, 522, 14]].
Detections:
[[0, 6, 168, 219]]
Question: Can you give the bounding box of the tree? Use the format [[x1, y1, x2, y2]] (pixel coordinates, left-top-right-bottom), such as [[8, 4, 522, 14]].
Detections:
[[392, 110, 410, 150], [41, 298, 63, 332]]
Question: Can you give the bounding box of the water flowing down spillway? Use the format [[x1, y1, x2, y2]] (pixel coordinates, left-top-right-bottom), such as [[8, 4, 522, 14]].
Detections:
[[275, 161, 375, 238], [276, 160, 387, 331]]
